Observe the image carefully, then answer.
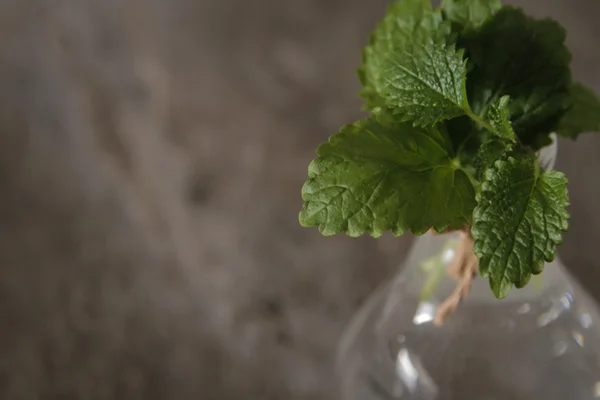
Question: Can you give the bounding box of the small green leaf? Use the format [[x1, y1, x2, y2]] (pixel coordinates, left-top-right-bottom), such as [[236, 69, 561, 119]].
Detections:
[[557, 83, 600, 139], [487, 95, 517, 142], [472, 153, 569, 298], [442, 0, 501, 32], [359, 0, 451, 112], [299, 117, 476, 237], [381, 41, 471, 126], [472, 139, 511, 178], [463, 7, 572, 146]]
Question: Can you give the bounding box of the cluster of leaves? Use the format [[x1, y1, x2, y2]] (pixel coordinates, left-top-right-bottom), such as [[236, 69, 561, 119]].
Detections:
[[299, 0, 600, 298]]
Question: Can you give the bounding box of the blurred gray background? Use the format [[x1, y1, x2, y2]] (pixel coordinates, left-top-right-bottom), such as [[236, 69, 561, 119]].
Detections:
[[0, 0, 598, 399]]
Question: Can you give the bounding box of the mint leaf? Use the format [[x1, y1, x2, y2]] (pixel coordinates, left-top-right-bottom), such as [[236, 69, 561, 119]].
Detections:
[[299, 117, 476, 237], [472, 154, 569, 298], [359, 0, 451, 112], [442, 0, 501, 32], [557, 83, 600, 139], [381, 40, 471, 126], [451, 95, 516, 177], [463, 7, 572, 146], [470, 94, 518, 179], [472, 139, 510, 178], [444, 115, 481, 161], [487, 95, 516, 142]]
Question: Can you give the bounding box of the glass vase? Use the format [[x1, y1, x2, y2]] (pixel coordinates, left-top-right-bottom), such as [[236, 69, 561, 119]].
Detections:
[[336, 138, 600, 400]]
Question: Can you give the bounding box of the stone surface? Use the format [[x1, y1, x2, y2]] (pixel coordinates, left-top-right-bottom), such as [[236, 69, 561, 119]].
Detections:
[[0, 0, 598, 399]]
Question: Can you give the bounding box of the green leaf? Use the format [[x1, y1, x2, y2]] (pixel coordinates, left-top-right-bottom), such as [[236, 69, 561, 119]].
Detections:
[[472, 153, 569, 298], [445, 115, 482, 163], [468, 94, 519, 180], [299, 117, 476, 237], [359, 0, 451, 112], [442, 0, 501, 32], [472, 138, 510, 178], [487, 95, 516, 142], [470, 94, 518, 179], [360, 0, 483, 127], [380, 40, 471, 126], [556, 83, 600, 139], [463, 7, 572, 146]]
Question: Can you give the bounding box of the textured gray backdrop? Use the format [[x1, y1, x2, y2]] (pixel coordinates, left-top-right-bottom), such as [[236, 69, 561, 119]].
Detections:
[[0, 0, 599, 399]]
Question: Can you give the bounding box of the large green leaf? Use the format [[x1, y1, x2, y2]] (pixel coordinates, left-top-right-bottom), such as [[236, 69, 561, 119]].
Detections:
[[359, 0, 451, 112], [462, 7, 572, 146], [299, 117, 476, 237], [557, 83, 600, 139], [380, 40, 471, 126], [472, 153, 569, 298], [442, 0, 501, 32]]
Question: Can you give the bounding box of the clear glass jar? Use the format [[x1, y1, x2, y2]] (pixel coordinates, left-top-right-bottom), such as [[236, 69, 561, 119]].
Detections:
[[337, 137, 600, 400]]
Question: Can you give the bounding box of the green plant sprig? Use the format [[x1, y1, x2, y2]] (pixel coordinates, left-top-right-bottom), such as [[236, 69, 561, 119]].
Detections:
[[298, 0, 600, 299]]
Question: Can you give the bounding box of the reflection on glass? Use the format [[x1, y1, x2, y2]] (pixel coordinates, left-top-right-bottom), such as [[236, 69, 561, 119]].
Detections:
[[337, 233, 600, 399]]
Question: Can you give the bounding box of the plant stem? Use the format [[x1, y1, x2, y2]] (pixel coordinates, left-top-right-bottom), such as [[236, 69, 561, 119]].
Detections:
[[466, 110, 495, 133], [434, 227, 479, 325]]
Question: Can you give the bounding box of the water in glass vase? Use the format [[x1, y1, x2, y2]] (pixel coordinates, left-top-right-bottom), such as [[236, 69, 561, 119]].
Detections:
[[337, 233, 600, 400], [338, 228, 600, 400]]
